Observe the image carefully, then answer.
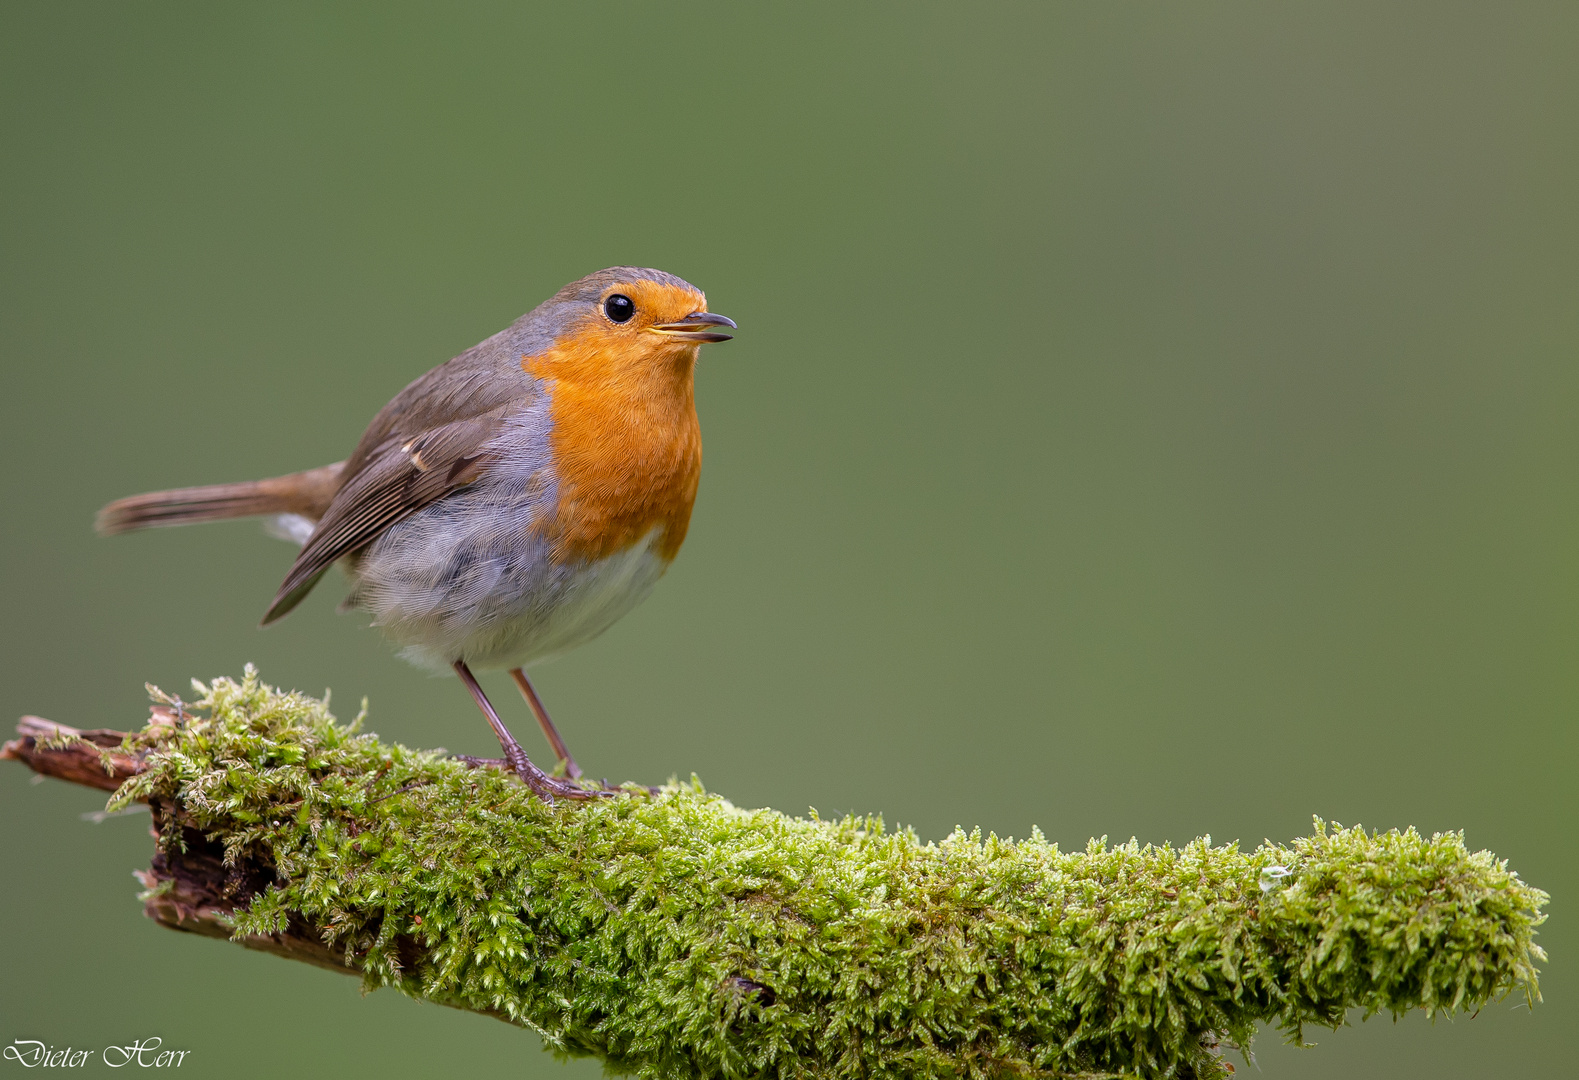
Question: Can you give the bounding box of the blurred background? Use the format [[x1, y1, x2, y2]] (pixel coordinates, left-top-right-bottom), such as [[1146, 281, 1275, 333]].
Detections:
[[2, 3, 1575, 1076]]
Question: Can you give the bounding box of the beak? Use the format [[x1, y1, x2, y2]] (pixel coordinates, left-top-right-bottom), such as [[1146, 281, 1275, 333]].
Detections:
[[651, 311, 736, 343]]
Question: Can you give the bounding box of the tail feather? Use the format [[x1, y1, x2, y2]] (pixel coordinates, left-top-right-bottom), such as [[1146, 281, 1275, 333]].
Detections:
[[96, 462, 345, 535]]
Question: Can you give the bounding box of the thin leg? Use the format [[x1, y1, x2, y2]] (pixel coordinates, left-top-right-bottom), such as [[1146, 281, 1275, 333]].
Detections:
[[509, 668, 582, 779], [451, 660, 606, 802]]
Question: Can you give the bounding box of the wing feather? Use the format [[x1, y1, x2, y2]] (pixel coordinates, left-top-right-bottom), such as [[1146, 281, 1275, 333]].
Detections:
[[261, 404, 514, 623]]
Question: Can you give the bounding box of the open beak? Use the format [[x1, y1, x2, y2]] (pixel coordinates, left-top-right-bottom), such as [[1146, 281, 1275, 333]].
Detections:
[[651, 311, 736, 343]]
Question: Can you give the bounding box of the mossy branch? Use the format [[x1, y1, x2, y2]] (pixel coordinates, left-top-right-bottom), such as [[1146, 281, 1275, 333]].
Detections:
[[3, 669, 1547, 1080]]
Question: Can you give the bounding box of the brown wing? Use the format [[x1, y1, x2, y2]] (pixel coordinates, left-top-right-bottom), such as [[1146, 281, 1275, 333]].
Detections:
[[261, 404, 513, 624]]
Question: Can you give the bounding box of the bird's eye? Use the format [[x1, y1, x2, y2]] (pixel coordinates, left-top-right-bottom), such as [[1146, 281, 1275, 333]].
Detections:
[[603, 294, 635, 323]]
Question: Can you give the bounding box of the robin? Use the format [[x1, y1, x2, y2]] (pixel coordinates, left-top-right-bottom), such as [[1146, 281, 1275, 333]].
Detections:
[[97, 267, 735, 802]]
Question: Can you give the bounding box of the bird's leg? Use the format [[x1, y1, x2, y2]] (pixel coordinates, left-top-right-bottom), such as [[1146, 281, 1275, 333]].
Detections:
[[508, 668, 582, 779], [451, 660, 607, 802]]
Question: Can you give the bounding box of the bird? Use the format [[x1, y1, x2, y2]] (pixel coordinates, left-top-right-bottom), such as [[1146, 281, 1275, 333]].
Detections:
[[96, 266, 735, 802]]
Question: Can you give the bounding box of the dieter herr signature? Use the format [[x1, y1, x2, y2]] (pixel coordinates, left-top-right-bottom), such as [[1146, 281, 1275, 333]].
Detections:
[[4, 1039, 189, 1068]]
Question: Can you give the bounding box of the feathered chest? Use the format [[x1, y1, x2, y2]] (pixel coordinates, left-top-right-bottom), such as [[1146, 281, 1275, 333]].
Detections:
[[345, 373, 698, 672], [527, 356, 703, 566]]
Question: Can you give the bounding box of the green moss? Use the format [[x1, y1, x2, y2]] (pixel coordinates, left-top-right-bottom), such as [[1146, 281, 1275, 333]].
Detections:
[[113, 669, 1546, 1079]]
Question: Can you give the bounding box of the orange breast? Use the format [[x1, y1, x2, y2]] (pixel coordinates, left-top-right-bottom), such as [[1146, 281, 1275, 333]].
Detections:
[[523, 321, 702, 565]]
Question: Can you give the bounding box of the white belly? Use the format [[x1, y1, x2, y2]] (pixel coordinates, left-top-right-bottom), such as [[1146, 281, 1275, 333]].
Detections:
[[344, 484, 671, 672]]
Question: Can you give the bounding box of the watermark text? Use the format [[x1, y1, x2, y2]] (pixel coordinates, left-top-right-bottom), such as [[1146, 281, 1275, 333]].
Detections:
[[4, 1039, 189, 1069]]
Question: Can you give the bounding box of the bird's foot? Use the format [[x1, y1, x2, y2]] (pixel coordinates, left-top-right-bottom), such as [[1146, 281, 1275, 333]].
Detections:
[[452, 755, 653, 798], [484, 746, 615, 802]]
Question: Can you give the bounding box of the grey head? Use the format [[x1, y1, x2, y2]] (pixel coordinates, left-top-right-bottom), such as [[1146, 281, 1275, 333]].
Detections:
[[502, 266, 713, 356]]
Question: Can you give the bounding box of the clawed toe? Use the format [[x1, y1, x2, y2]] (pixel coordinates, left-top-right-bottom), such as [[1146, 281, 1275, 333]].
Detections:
[[453, 755, 643, 799], [530, 773, 615, 801], [450, 661, 650, 803]]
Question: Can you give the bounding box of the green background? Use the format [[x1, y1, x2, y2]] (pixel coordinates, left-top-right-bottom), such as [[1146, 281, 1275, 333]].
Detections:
[[2, 3, 1574, 1076]]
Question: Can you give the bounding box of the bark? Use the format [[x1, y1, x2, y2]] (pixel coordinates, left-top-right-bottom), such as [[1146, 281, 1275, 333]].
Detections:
[[5, 713, 355, 977]]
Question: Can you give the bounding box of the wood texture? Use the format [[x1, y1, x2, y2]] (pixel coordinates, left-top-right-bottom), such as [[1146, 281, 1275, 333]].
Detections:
[[2, 715, 363, 977]]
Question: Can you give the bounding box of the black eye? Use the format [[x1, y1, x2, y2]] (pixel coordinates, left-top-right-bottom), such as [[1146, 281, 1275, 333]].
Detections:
[[604, 294, 635, 323]]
